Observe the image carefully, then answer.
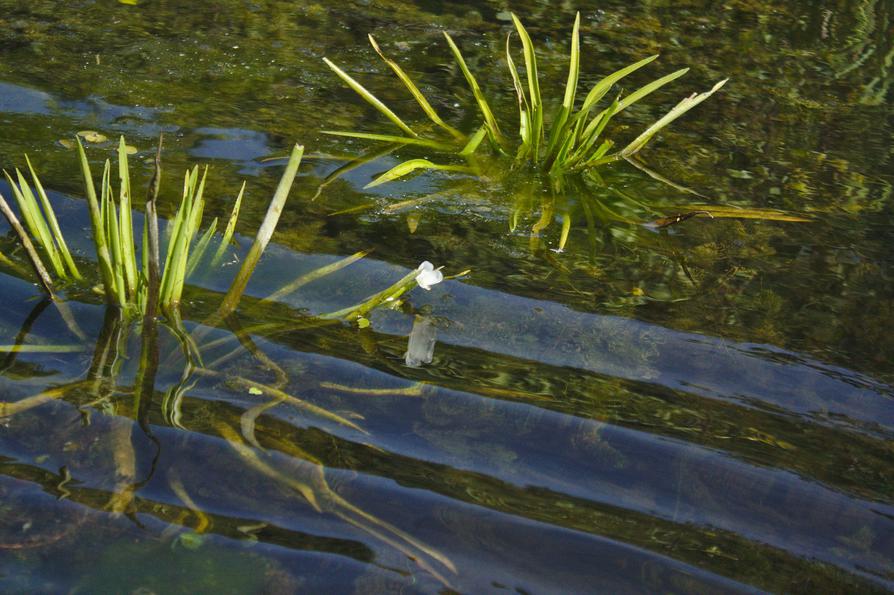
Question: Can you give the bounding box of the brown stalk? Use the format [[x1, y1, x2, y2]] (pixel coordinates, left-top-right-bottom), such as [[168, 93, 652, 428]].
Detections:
[[144, 134, 163, 320], [0, 191, 56, 298]]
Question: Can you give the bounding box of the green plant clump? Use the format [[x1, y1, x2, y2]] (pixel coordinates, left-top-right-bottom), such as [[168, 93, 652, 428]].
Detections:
[[0, 136, 303, 315], [0, 138, 456, 323], [324, 12, 727, 186]]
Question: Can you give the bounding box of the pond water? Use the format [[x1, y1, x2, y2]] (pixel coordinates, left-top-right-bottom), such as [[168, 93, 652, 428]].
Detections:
[[1, 1, 893, 593]]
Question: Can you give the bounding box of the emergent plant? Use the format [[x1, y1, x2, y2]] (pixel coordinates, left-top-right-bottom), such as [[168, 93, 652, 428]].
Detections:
[[323, 12, 727, 186]]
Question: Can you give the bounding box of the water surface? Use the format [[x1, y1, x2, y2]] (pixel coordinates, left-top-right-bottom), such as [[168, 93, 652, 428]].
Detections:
[[1, 1, 893, 592]]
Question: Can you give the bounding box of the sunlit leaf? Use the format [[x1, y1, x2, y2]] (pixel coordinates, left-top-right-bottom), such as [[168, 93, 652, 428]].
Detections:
[[653, 204, 810, 223], [505, 32, 531, 154], [510, 13, 543, 157], [267, 249, 371, 302], [210, 181, 246, 267], [365, 158, 471, 188], [545, 12, 580, 163], [322, 130, 454, 151], [443, 32, 504, 149], [76, 137, 119, 305], [621, 79, 728, 157], [368, 34, 464, 140], [322, 57, 417, 138]]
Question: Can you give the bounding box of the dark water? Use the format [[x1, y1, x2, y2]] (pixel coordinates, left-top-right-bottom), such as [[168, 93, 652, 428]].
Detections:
[[1, 1, 893, 593]]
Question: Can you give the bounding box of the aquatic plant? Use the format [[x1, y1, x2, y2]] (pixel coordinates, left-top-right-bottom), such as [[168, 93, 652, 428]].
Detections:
[[0, 139, 462, 586], [1, 137, 458, 323], [0, 136, 304, 316], [3, 156, 82, 283], [0, 286, 458, 588], [324, 12, 727, 185]]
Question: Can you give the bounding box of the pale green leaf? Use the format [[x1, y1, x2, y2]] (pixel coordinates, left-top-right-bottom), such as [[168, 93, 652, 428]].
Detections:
[[323, 57, 418, 138]]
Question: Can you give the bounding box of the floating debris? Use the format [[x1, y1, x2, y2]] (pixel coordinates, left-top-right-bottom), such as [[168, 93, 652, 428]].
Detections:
[[76, 130, 108, 143]]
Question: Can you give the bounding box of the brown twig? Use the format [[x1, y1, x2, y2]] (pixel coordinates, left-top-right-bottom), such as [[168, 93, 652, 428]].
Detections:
[[0, 191, 56, 298], [144, 133, 163, 320]]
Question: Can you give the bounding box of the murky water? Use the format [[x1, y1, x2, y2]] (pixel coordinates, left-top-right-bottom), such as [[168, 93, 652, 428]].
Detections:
[[1, 1, 893, 593]]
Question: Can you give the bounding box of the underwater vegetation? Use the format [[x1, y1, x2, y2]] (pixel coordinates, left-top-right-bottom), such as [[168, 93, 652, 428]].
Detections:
[[318, 11, 752, 255], [324, 12, 727, 186]]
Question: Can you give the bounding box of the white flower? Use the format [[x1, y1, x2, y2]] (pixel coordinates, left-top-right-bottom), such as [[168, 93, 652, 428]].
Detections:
[[415, 261, 443, 290]]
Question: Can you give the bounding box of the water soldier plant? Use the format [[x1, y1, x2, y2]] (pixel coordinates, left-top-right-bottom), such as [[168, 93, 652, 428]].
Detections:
[[0, 136, 299, 316], [1, 136, 458, 325], [323, 12, 727, 186], [0, 138, 462, 587]]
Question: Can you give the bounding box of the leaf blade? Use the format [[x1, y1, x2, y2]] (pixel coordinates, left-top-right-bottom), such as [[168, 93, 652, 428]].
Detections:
[[364, 158, 471, 188], [621, 79, 728, 158], [368, 35, 464, 140], [76, 137, 119, 304], [443, 31, 504, 149], [510, 14, 543, 158], [323, 57, 418, 138], [545, 12, 580, 163], [322, 130, 455, 151], [25, 156, 82, 280]]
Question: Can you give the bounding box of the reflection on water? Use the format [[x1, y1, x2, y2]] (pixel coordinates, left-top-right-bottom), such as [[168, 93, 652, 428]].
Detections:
[[1, 0, 894, 592], [2, 241, 893, 592], [405, 315, 437, 367], [0, 81, 53, 115]]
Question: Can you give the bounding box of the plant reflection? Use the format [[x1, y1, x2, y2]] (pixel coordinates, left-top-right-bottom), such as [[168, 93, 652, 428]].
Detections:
[[0, 286, 458, 587], [405, 315, 437, 368]]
